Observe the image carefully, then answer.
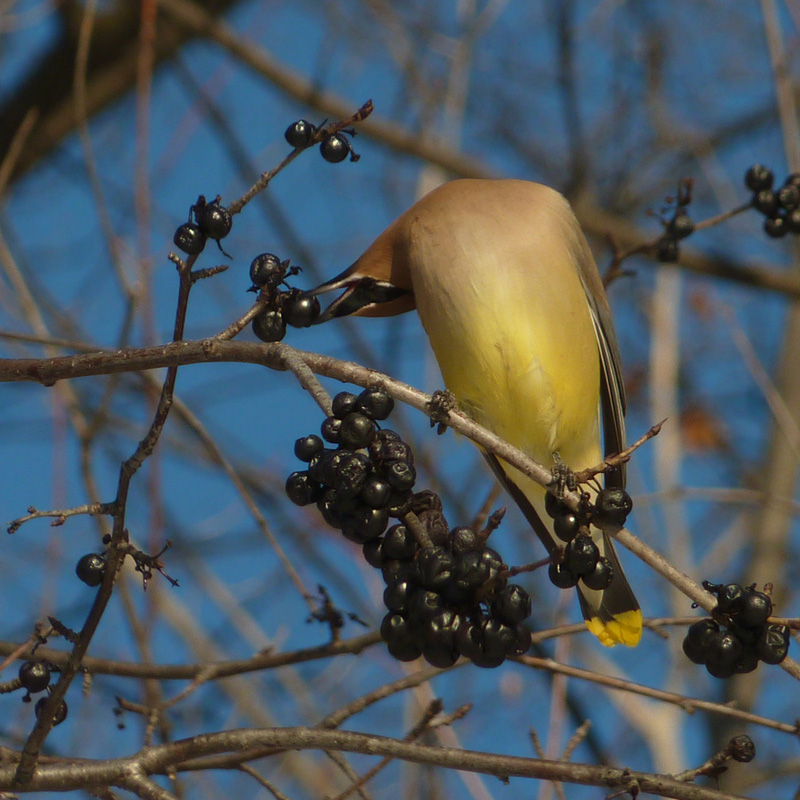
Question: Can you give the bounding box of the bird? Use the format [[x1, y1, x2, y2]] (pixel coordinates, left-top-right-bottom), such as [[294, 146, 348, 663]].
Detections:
[[306, 178, 642, 647]]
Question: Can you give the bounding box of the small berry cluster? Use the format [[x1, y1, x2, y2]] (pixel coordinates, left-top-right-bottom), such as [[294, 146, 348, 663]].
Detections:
[[18, 656, 67, 725], [248, 253, 321, 342], [173, 194, 233, 257], [682, 582, 790, 678], [286, 390, 533, 668], [543, 488, 632, 592], [745, 165, 800, 238], [284, 119, 360, 163]]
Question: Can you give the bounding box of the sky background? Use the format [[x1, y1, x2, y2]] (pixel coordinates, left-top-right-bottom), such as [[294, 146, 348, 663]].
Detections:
[[1, 1, 799, 798]]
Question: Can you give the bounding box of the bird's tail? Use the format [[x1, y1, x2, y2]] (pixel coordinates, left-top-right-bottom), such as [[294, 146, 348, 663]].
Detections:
[[483, 453, 642, 647]]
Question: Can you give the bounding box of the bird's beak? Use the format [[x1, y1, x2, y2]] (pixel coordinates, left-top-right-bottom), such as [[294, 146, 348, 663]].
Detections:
[[305, 267, 412, 323]]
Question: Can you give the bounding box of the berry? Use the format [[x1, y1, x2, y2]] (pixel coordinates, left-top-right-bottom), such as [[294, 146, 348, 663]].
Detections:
[[764, 215, 788, 238], [491, 585, 532, 625], [545, 492, 569, 519], [249, 253, 286, 289], [338, 412, 377, 450], [449, 526, 481, 555], [581, 556, 614, 590], [386, 489, 413, 518], [713, 583, 746, 615], [173, 222, 206, 255], [294, 434, 324, 462], [341, 506, 389, 543], [730, 735, 756, 763], [357, 388, 394, 420], [283, 290, 321, 328], [593, 488, 633, 528], [362, 538, 385, 568], [705, 630, 743, 679], [320, 416, 341, 444], [752, 189, 778, 216], [548, 560, 578, 589], [383, 580, 413, 612], [737, 589, 772, 629], [778, 183, 800, 211], [35, 696, 68, 725], [380, 613, 421, 662], [329, 451, 369, 498], [421, 609, 462, 667], [734, 646, 759, 674], [316, 489, 345, 529], [682, 618, 719, 665], [19, 661, 51, 693], [563, 533, 599, 577], [382, 524, 418, 561], [285, 471, 321, 506], [252, 308, 287, 342], [745, 164, 774, 192], [553, 512, 580, 542], [76, 553, 106, 587], [657, 237, 679, 262], [756, 623, 790, 664], [195, 197, 232, 241], [360, 476, 392, 509], [332, 392, 359, 419], [320, 133, 351, 163], [668, 211, 694, 240], [384, 460, 416, 491], [787, 208, 800, 234], [414, 547, 455, 591], [284, 119, 316, 148]]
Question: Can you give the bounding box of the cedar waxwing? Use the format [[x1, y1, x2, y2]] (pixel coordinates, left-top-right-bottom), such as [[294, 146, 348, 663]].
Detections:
[[308, 178, 642, 647]]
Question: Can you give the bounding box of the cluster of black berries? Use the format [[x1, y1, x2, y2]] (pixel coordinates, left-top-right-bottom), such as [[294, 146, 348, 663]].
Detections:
[[173, 194, 233, 257], [284, 119, 360, 163], [286, 389, 533, 668], [543, 488, 631, 593], [18, 661, 67, 725], [745, 165, 800, 239], [682, 582, 790, 678], [248, 253, 321, 342]]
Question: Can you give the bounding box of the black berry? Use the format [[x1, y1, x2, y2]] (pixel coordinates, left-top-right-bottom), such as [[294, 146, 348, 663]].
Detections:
[[745, 164, 774, 192], [19, 661, 51, 693], [195, 197, 232, 241], [252, 308, 287, 342], [294, 434, 324, 462], [357, 388, 394, 420], [593, 488, 633, 528], [35, 696, 68, 725], [76, 553, 106, 587], [173, 222, 206, 255], [320, 133, 351, 163], [284, 119, 316, 148], [249, 253, 286, 289], [283, 290, 321, 328], [285, 471, 321, 506]]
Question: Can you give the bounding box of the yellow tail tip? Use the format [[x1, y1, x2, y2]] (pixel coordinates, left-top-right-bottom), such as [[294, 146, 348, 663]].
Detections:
[[585, 609, 643, 647]]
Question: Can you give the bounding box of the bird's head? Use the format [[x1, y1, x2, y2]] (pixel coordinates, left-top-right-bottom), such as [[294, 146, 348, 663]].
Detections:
[[303, 214, 416, 322]]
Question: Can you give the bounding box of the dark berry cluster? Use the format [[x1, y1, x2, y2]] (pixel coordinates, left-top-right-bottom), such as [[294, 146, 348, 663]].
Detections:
[[745, 165, 800, 238], [682, 582, 790, 678], [543, 488, 631, 592], [286, 390, 533, 668], [283, 118, 360, 163], [173, 194, 233, 258], [248, 253, 321, 342], [656, 180, 695, 263]]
